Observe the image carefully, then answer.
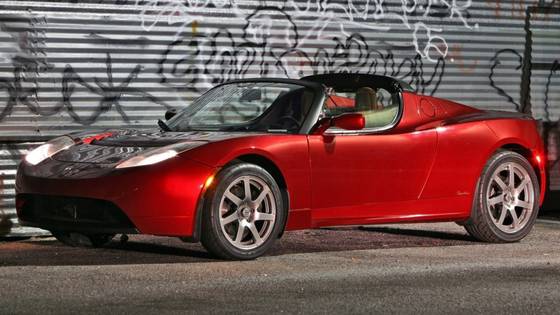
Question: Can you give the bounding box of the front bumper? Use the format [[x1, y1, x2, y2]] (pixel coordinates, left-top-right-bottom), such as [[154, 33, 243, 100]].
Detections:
[[17, 194, 138, 234], [16, 156, 215, 237]]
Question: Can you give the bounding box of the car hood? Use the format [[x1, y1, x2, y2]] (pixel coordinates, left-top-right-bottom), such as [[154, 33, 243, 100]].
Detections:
[[52, 129, 256, 165]]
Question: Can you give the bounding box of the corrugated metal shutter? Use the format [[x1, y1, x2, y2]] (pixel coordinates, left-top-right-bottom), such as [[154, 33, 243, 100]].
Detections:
[[0, 0, 558, 236], [530, 7, 560, 190]]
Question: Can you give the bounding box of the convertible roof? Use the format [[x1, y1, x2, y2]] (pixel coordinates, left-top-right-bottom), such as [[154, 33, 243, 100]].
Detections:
[[218, 74, 414, 93], [300, 73, 414, 93], [214, 77, 325, 91]]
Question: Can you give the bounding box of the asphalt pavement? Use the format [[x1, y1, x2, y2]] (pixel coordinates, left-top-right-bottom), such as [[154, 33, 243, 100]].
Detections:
[[1, 221, 560, 314]]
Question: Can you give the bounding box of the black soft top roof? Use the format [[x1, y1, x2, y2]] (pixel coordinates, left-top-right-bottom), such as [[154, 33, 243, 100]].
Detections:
[[217, 74, 414, 94], [300, 73, 414, 93]]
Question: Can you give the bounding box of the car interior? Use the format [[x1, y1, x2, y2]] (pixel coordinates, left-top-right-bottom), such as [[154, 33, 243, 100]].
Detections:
[[324, 86, 399, 129], [255, 87, 315, 132]]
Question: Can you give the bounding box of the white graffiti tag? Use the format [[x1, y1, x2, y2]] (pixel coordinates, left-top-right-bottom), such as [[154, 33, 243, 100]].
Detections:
[[137, 0, 476, 63]]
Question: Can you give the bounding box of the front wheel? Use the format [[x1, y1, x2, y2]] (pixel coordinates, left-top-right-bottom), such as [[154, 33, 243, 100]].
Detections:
[[201, 162, 286, 260], [465, 150, 540, 242]]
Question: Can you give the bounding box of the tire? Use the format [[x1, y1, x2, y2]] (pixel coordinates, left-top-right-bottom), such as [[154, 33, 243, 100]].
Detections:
[[51, 231, 114, 248], [464, 150, 540, 243], [200, 162, 286, 260]]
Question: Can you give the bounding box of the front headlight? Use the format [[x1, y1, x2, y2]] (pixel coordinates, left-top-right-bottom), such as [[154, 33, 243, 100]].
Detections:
[[115, 142, 203, 169], [25, 136, 76, 166], [116, 148, 178, 169]]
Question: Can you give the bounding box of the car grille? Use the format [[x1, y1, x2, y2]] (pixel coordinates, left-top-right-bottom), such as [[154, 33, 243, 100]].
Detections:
[[16, 194, 137, 233]]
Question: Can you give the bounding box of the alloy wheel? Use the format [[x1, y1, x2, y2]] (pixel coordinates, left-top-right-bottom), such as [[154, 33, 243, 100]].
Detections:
[[486, 161, 535, 234], [218, 175, 276, 250]]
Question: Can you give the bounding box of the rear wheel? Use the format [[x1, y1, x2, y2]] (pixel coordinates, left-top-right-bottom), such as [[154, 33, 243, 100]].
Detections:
[[51, 231, 114, 247], [465, 150, 540, 242], [201, 162, 286, 260]]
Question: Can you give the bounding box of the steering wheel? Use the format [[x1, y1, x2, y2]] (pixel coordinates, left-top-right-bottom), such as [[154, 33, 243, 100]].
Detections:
[[276, 116, 301, 130]]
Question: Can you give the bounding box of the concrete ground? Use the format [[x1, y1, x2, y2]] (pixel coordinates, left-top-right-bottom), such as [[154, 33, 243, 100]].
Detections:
[[1, 221, 560, 314]]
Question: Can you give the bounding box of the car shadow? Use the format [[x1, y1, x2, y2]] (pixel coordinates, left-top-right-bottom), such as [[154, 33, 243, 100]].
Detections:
[[357, 226, 475, 241], [0, 225, 478, 266]]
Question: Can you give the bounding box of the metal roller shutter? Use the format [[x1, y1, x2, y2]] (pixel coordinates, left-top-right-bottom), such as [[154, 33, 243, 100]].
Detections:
[[0, 0, 558, 235]]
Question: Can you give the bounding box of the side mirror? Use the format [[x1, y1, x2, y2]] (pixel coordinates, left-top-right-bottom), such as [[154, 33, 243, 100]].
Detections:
[[331, 113, 365, 131], [313, 113, 365, 135], [164, 108, 177, 120]]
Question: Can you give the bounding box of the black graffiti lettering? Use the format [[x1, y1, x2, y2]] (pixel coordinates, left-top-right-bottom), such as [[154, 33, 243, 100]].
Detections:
[[489, 49, 523, 111], [87, 33, 151, 47], [544, 60, 559, 121], [0, 56, 57, 121], [61, 53, 171, 125], [159, 37, 201, 90]]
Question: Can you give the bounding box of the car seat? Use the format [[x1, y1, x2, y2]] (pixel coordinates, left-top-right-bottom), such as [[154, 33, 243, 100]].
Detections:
[[355, 87, 383, 111]]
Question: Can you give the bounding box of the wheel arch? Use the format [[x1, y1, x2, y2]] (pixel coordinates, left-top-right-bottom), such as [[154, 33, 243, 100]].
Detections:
[[186, 153, 290, 243], [233, 154, 288, 191], [498, 143, 545, 204], [479, 141, 545, 206], [500, 143, 540, 177]]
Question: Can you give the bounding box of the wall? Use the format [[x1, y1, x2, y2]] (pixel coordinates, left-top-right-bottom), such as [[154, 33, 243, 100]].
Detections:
[[0, 0, 558, 236]]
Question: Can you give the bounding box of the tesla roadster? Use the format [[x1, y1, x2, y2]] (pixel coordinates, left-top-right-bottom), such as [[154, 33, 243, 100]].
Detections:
[[16, 73, 546, 259]]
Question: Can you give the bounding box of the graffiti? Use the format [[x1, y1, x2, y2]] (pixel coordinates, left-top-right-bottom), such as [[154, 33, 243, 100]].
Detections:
[[1, 51, 171, 125], [489, 0, 560, 19], [69, 0, 131, 4], [0, 1, 556, 130], [544, 60, 559, 121], [87, 33, 151, 47], [158, 37, 203, 90], [155, 3, 448, 95], [136, 0, 241, 37], [0, 56, 55, 121], [0, 9, 178, 127], [488, 0, 528, 18], [157, 28, 446, 95], [0, 13, 53, 121], [284, 0, 477, 62], [61, 53, 171, 125], [136, 1, 477, 61], [309, 34, 446, 95], [489, 49, 523, 111]]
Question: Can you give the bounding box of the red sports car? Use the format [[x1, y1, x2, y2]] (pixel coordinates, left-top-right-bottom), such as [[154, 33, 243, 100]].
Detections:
[[16, 73, 546, 260]]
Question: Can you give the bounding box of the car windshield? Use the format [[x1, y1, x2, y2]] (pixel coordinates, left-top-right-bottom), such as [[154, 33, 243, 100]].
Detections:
[[166, 81, 315, 133]]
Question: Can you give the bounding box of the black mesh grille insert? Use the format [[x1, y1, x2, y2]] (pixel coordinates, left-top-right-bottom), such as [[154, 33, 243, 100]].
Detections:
[[17, 194, 136, 232]]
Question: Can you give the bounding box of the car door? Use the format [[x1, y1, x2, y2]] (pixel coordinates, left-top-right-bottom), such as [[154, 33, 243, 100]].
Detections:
[[308, 87, 437, 224]]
